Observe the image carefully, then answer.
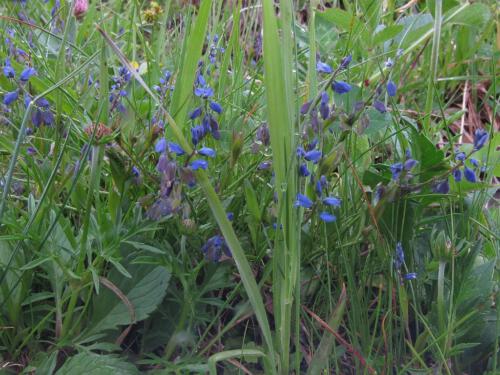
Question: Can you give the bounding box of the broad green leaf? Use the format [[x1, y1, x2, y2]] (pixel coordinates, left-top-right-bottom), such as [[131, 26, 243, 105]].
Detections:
[[373, 24, 404, 45], [82, 264, 170, 339], [446, 3, 492, 28], [56, 352, 138, 375]]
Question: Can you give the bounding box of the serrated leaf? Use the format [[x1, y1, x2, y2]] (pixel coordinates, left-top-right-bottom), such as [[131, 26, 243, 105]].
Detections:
[[56, 352, 139, 375], [82, 264, 170, 339]]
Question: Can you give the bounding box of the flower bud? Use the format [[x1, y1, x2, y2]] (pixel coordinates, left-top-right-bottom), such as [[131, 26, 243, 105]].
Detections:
[[74, 0, 89, 19]]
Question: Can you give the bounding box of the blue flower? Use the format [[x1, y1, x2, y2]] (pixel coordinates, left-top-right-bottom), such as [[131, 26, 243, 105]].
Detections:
[[299, 163, 310, 177], [316, 61, 332, 74], [198, 146, 216, 158], [209, 101, 223, 114], [434, 180, 450, 194], [319, 91, 330, 120], [404, 273, 417, 280], [294, 193, 313, 209], [19, 67, 36, 82], [469, 158, 479, 168], [3, 90, 18, 105], [455, 151, 466, 162], [189, 107, 203, 119], [194, 86, 214, 98], [190, 159, 208, 170], [390, 162, 403, 180], [473, 129, 488, 151], [385, 58, 394, 68], [300, 101, 312, 115], [339, 55, 352, 70], [227, 212, 234, 221], [404, 159, 418, 171], [373, 100, 386, 113], [332, 81, 352, 94], [258, 161, 271, 170], [387, 80, 397, 97], [323, 197, 342, 207], [191, 125, 206, 145], [452, 169, 462, 182], [168, 142, 185, 156], [319, 212, 336, 222], [304, 150, 322, 163], [201, 235, 231, 262], [316, 180, 323, 197], [3, 62, 15, 78], [155, 138, 167, 153], [394, 242, 405, 270], [464, 166, 476, 182]]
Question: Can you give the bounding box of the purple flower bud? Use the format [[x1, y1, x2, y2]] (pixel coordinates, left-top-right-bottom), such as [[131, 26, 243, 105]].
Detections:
[[452, 169, 462, 182], [27, 146, 37, 156], [319, 212, 336, 222], [190, 159, 208, 170], [434, 180, 450, 194], [294, 193, 313, 209], [300, 101, 312, 115], [390, 162, 403, 180], [316, 61, 333, 74], [323, 197, 342, 207], [209, 101, 223, 114], [194, 86, 214, 98], [385, 58, 394, 68], [404, 159, 418, 171], [473, 129, 488, 151], [387, 80, 397, 97], [189, 107, 202, 119], [464, 166, 476, 182], [304, 150, 322, 163], [394, 243, 405, 270], [227, 212, 234, 221], [155, 138, 167, 153], [316, 180, 322, 197], [19, 67, 36, 82], [3, 64, 15, 78], [469, 158, 479, 168], [198, 146, 216, 158], [296, 146, 305, 158], [373, 100, 387, 113], [299, 163, 310, 177], [3, 90, 19, 105], [339, 54, 352, 70], [256, 124, 270, 146], [168, 142, 185, 156], [258, 161, 271, 170], [404, 272, 417, 280], [455, 151, 466, 162], [332, 81, 352, 94]]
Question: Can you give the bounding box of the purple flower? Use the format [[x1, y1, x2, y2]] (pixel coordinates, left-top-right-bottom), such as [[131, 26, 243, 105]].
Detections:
[[323, 197, 342, 207], [194, 86, 214, 98], [385, 58, 394, 68], [339, 55, 352, 70], [434, 180, 450, 194], [319, 91, 330, 119], [316, 61, 333, 74], [190, 159, 208, 170], [316, 180, 323, 197], [404, 159, 418, 171], [464, 166, 476, 182], [3, 63, 15, 78], [319, 212, 336, 222], [390, 162, 403, 180], [209, 101, 222, 114], [299, 163, 310, 177], [168, 142, 185, 156], [198, 146, 216, 158], [373, 100, 386, 113], [473, 129, 488, 151], [191, 125, 206, 145], [189, 107, 203, 120], [256, 124, 270, 146], [394, 242, 405, 270], [469, 158, 479, 168], [300, 101, 312, 115], [27, 146, 37, 155], [387, 80, 397, 97], [3, 90, 18, 105], [155, 138, 167, 153], [294, 193, 313, 209], [404, 273, 417, 280], [455, 151, 466, 162], [258, 161, 271, 170], [227, 212, 234, 221], [332, 81, 352, 94], [201, 235, 231, 262], [452, 169, 462, 182], [19, 67, 36, 82], [304, 150, 322, 163]]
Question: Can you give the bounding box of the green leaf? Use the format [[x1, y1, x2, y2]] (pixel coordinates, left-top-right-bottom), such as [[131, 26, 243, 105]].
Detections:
[[56, 352, 138, 375], [373, 25, 404, 45], [244, 179, 261, 222], [446, 3, 492, 29], [82, 264, 170, 339]]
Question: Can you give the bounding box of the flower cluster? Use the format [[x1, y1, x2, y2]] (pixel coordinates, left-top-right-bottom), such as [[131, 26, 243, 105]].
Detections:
[[109, 66, 131, 113], [390, 149, 418, 181], [394, 242, 417, 282]]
